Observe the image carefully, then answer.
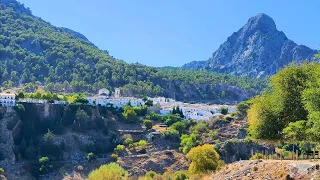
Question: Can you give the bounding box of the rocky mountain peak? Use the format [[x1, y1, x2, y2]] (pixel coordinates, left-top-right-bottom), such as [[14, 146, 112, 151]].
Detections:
[[245, 13, 277, 33], [183, 13, 318, 77]]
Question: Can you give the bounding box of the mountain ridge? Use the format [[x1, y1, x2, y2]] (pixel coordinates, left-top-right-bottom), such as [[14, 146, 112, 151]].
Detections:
[[0, 0, 266, 102], [182, 13, 318, 77]]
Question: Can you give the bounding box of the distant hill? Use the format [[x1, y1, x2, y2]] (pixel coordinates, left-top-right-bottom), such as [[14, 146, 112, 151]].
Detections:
[[183, 13, 318, 78], [0, 0, 266, 102]]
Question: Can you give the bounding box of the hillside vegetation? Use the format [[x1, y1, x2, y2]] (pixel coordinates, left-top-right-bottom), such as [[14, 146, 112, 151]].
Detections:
[[0, 1, 266, 102], [247, 62, 320, 144]]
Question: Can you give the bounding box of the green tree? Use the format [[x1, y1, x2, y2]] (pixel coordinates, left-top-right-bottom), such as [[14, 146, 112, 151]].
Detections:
[[122, 105, 138, 123], [186, 144, 220, 174], [171, 121, 186, 134], [180, 133, 201, 153], [143, 120, 153, 130], [75, 108, 90, 131]]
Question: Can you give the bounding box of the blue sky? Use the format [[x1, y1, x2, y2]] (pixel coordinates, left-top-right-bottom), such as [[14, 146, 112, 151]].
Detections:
[[18, 0, 320, 67]]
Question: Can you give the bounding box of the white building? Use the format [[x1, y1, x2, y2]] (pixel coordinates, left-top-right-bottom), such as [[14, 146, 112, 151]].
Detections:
[[98, 88, 110, 96], [152, 97, 175, 105], [0, 93, 16, 107], [114, 88, 121, 98], [86, 88, 144, 109]]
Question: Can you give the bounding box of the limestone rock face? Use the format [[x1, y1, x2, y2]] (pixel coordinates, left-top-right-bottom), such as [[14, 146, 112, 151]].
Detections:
[[0, 107, 22, 162], [183, 13, 318, 77]]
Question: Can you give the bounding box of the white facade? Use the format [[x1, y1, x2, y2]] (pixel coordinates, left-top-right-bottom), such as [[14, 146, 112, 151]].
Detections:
[[19, 98, 47, 104], [152, 97, 175, 105], [86, 96, 144, 109], [98, 88, 110, 96], [160, 109, 172, 115], [114, 88, 121, 98], [0, 93, 16, 107]]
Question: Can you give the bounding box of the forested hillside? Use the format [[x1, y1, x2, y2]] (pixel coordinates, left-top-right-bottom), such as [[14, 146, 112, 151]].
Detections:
[[0, 0, 266, 102]]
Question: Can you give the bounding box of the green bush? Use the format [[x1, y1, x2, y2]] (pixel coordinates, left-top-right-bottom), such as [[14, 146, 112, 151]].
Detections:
[[180, 133, 201, 154], [225, 116, 234, 122], [219, 107, 228, 115], [134, 106, 148, 116], [122, 105, 138, 123], [192, 122, 209, 134], [136, 140, 148, 148], [143, 120, 153, 130], [114, 145, 125, 154], [249, 153, 264, 160], [88, 162, 128, 180], [39, 156, 49, 164], [87, 152, 96, 162], [0, 168, 4, 174], [39, 157, 52, 174], [162, 129, 180, 142], [111, 153, 118, 162], [145, 170, 157, 178], [146, 112, 162, 122], [124, 138, 134, 146], [174, 171, 189, 180], [186, 144, 220, 174], [171, 121, 186, 134], [208, 130, 219, 140], [14, 104, 25, 112]]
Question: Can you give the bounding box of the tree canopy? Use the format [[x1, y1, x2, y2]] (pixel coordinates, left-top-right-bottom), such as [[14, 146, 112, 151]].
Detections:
[[247, 62, 320, 143]]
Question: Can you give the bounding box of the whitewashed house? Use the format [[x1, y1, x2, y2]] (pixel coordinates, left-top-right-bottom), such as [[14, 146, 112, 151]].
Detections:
[[98, 88, 110, 96], [86, 88, 144, 108], [0, 93, 16, 107]]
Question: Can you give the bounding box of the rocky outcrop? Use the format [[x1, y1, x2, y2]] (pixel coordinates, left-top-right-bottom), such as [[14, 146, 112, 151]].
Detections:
[[183, 13, 318, 77], [216, 139, 274, 163], [0, 107, 22, 162], [118, 150, 189, 178]]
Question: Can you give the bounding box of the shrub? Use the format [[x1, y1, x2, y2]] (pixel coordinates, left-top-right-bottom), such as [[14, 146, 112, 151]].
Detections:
[[180, 133, 201, 153], [139, 170, 161, 180], [114, 145, 125, 154], [145, 170, 157, 178], [87, 152, 96, 162], [39, 157, 52, 174], [143, 120, 153, 130], [74, 108, 91, 132], [88, 163, 128, 180], [164, 114, 182, 126], [124, 138, 134, 146], [174, 171, 189, 180], [192, 122, 209, 134], [186, 144, 220, 174], [146, 112, 161, 122], [225, 116, 234, 122], [136, 140, 148, 148], [122, 105, 138, 123], [219, 107, 228, 115], [44, 129, 55, 142], [77, 165, 84, 172], [134, 106, 148, 116], [39, 156, 49, 164], [208, 130, 219, 140], [0, 168, 4, 174], [171, 121, 186, 134], [14, 104, 25, 112], [111, 153, 118, 162], [250, 153, 264, 160], [162, 129, 180, 142]]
